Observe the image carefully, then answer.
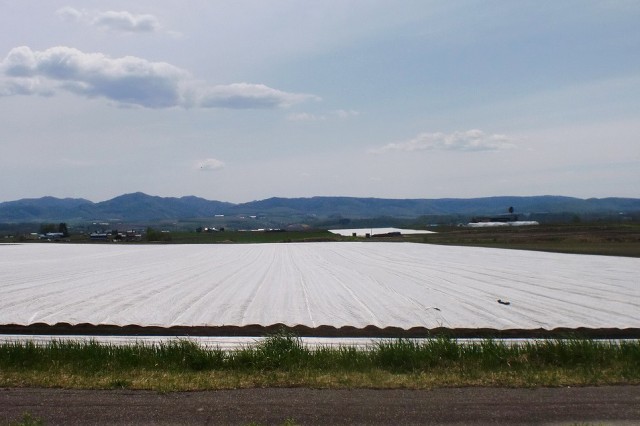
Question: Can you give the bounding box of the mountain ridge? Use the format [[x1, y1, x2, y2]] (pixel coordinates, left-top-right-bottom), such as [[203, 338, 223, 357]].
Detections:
[[0, 192, 638, 222]]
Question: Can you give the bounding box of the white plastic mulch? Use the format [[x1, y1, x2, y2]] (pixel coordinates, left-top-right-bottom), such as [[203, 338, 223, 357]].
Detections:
[[0, 242, 638, 330]]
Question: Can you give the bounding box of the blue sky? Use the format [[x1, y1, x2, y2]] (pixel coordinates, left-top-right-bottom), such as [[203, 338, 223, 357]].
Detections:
[[1, 0, 638, 202]]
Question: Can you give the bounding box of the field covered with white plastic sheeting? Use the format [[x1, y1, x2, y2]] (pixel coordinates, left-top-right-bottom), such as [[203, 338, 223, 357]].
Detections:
[[0, 242, 638, 331], [329, 228, 435, 236]]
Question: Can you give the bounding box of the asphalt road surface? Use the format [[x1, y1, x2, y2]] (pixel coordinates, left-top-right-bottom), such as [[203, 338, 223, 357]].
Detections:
[[2, 386, 639, 425]]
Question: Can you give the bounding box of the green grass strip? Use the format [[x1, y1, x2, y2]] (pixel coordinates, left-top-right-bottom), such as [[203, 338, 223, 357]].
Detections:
[[1, 332, 638, 390]]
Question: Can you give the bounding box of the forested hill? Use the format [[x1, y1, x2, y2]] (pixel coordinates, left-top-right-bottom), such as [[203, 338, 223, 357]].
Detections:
[[0, 192, 638, 222]]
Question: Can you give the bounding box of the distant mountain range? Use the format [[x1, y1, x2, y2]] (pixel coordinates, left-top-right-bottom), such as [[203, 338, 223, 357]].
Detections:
[[0, 192, 639, 223]]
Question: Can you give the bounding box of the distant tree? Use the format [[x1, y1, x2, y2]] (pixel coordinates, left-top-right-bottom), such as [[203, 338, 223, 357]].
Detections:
[[146, 227, 159, 241], [39, 223, 57, 234], [146, 227, 171, 242], [58, 223, 69, 237]]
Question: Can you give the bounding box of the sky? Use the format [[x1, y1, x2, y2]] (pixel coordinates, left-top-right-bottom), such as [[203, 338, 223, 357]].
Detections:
[[1, 0, 639, 203]]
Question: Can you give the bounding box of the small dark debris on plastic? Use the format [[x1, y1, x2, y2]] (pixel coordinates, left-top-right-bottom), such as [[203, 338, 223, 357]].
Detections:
[[497, 299, 511, 305]]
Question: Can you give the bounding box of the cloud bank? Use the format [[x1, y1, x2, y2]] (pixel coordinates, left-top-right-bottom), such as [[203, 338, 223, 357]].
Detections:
[[0, 46, 315, 109], [371, 130, 515, 153]]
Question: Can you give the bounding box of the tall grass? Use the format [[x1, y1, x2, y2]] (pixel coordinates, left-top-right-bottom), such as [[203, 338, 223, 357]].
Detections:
[[1, 332, 638, 390]]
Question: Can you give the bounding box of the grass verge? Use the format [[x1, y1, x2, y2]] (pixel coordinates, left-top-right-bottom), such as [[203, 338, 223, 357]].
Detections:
[[1, 333, 638, 391]]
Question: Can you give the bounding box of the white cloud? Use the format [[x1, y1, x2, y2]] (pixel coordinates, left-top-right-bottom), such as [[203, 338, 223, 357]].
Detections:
[[55, 6, 83, 22], [56, 7, 161, 34], [1, 46, 186, 108], [286, 112, 326, 121], [0, 46, 316, 110], [286, 109, 358, 121], [0, 75, 53, 97], [198, 83, 319, 109], [196, 158, 225, 171], [370, 130, 516, 153], [333, 109, 359, 119], [93, 11, 160, 33]]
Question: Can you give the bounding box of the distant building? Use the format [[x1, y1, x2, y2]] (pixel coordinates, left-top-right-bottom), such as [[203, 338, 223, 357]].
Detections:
[[39, 232, 64, 241], [469, 213, 519, 223]]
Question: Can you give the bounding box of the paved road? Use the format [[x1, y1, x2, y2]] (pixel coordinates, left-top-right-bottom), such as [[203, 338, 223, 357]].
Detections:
[[2, 386, 639, 425]]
